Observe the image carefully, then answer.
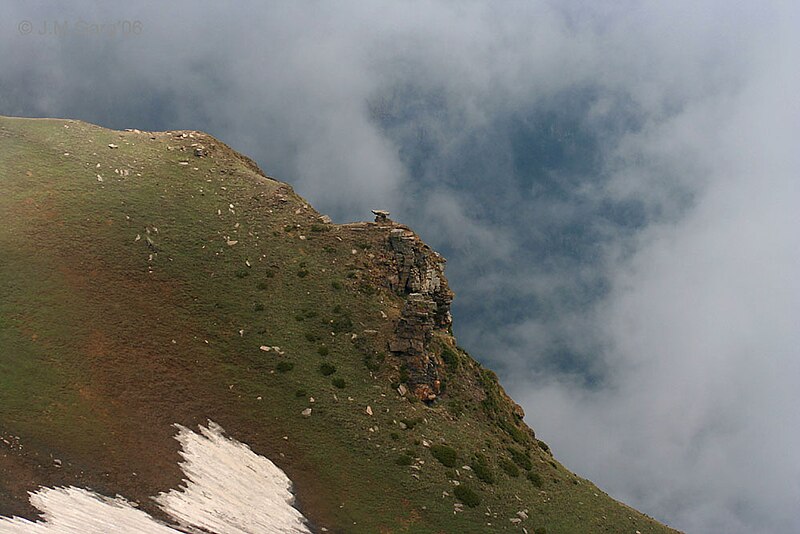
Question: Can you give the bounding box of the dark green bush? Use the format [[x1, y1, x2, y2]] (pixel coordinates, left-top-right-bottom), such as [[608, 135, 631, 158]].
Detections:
[[395, 453, 413, 466], [499, 457, 520, 477], [295, 389, 307, 398], [253, 302, 265, 312], [234, 268, 249, 278], [331, 315, 353, 333], [331, 280, 342, 290], [508, 447, 532, 471], [430, 445, 458, 468], [453, 485, 481, 508], [528, 472, 543, 488], [537, 439, 550, 453], [276, 361, 294, 373], [440, 346, 460, 371], [319, 362, 336, 376], [471, 454, 495, 484], [498, 418, 528, 445], [297, 269, 309, 278], [256, 281, 269, 290], [331, 377, 346, 389], [534, 528, 547, 534], [317, 345, 329, 356]]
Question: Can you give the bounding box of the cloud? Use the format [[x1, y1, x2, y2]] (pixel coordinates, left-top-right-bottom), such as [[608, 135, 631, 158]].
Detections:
[[2, 1, 799, 532]]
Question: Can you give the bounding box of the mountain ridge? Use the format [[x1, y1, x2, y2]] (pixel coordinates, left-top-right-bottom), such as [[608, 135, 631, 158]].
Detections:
[[0, 115, 679, 533]]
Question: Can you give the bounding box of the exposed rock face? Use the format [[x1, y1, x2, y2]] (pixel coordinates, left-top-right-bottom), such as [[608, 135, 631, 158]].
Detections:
[[387, 229, 453, 328], [385, 228, 454, 401]]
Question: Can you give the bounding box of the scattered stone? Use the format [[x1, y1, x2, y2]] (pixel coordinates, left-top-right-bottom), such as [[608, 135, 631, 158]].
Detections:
[[259, 346, 271, 352], [227, 240, 238, 246], [365, 406, 373, 416], [319, 215, 332, 224], [108, 144, 118, 149], [517, 511, 528, 520], [301, 408, 312, 417], [422, 439, 431, 448], [397, 384, 407, 396], [194, 147, 207, 157]]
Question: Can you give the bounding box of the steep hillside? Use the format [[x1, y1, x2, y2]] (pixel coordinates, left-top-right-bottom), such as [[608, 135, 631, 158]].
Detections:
[[0, 116, 678, 533]]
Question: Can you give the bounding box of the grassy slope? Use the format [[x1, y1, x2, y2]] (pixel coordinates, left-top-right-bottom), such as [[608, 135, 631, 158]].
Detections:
[[0, 116, 679, 533]]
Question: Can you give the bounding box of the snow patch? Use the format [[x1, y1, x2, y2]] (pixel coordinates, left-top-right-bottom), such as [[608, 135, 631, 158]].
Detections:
[[0, 422, 311, 534]]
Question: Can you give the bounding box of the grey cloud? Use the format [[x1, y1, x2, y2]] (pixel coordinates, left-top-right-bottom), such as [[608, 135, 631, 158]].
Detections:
[[2, 1, 799, 532]]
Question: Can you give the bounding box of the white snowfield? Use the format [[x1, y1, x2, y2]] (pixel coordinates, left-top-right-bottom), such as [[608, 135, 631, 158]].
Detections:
[[0, 422, 312, 534]]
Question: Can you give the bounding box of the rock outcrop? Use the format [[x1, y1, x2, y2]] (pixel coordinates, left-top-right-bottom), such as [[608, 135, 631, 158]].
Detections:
[[384, 228, 454, 401]]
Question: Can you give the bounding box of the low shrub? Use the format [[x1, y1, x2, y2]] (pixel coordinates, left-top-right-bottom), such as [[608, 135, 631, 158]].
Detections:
[[453, 485, 481, 508], [395, 453, 413, 466], [499, 457, 520, 477], [331, 280, 342, 290], [319, 362, 336, 376], [527, 472, 543, 488], [331, 315, 353, 333], [331, 377, 346, 389], [537, 439, 550, 453], [508, 447, 532, 471], [276, 361, 294, 373], [234, 268, 249, 278], [440, 346, 460, 371], [253, 302, 265, 312], [297, 269, 309, 278], [430, 445, 458, 468], [295, 389, 307, 398], [317, 345, 329, 356], [471, 454, 495, 485], [364, 352, 386, 372]]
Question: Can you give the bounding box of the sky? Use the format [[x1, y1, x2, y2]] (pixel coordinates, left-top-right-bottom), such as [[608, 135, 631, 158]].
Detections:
[[2, 1, 799, 532]]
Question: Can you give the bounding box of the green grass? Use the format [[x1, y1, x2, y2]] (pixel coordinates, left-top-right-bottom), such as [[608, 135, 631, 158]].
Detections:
[[0, 116, 679, 534]]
